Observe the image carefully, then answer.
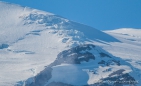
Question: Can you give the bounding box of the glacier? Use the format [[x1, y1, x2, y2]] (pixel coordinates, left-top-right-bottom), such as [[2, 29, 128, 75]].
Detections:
[[0, 1, 141, 86]]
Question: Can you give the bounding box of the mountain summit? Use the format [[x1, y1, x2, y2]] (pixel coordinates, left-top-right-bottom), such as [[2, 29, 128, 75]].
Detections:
[[0, 1, 141, 86]]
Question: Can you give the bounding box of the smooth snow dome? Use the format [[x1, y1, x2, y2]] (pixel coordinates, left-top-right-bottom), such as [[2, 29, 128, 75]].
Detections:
[[105, 28, 141, 37], [0, 1, 141, 86]]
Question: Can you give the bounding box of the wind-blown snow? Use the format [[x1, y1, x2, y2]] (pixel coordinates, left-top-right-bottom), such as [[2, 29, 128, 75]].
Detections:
[[0, 1, 141, 86]]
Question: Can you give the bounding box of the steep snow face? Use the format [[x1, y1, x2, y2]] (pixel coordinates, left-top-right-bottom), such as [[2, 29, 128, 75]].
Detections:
[[0, 1, 141, 86], [0, 1, 119, 86], [0, 1, 119, 48], [0, 2, 66, 86], [0, 1, 120, 43]]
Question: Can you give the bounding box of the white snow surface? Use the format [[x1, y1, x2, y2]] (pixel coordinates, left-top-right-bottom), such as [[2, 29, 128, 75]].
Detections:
[[0, 1, 141, 86], [103, 28, 141, 61]]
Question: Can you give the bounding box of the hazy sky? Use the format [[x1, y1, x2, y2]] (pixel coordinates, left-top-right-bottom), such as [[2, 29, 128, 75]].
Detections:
[[1, 0, 141, 30]]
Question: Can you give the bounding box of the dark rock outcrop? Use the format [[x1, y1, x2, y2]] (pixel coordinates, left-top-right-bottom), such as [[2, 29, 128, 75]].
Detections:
[[49, 44, 95, 66], [18, 44, 136, 86], [25, 67, 52, 86]]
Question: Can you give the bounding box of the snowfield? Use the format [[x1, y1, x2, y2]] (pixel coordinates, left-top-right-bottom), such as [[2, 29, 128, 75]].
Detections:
[[0, 1, 141, 86]]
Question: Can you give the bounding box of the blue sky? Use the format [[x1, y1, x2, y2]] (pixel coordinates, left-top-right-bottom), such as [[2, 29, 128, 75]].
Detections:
[[1, 0, 141, 30]]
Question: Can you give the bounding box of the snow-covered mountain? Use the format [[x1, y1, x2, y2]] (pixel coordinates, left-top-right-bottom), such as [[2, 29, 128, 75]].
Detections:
[[0, 1, 141, 86]]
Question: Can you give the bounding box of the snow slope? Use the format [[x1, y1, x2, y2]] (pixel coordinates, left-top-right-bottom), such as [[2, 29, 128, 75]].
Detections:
[[0, 1, 118, 85], [0, 1, 141, 86], [104, 28, 141, 60], [22, 44, 138, 86]]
